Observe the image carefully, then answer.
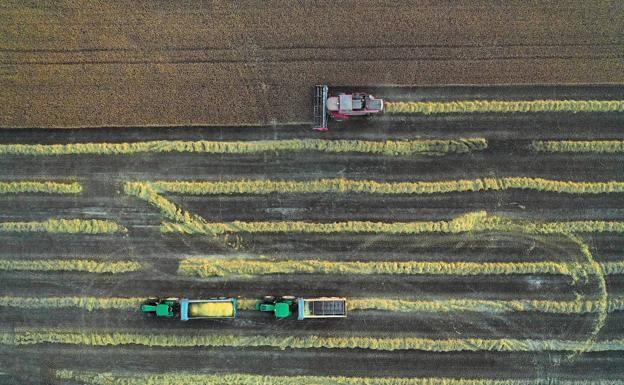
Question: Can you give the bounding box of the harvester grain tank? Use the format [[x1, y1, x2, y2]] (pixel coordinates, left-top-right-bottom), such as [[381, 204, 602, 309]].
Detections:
[[313, 85, 384, 131], [141, 297, 237, 320], [256, 296, 347, 320]]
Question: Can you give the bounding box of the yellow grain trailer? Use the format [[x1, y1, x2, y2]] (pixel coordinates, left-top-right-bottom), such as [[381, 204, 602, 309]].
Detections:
[[180, 298, 237, 320]]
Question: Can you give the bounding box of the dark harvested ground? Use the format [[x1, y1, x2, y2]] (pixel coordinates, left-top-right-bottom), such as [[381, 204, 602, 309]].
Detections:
[[1, 1, 624, 384], [0, 94, 623, 383]]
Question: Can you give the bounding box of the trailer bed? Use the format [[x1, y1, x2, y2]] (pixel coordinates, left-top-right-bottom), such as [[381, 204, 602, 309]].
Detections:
[[298, 297, 347, 320], [180, 298, 237, 320]]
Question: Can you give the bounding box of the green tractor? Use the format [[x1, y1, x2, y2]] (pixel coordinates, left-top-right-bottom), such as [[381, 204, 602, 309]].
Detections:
[[140, 297, 179, 318], [255, 296, 296, 319]]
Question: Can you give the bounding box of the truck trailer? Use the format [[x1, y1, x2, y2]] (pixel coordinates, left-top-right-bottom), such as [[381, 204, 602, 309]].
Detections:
[[141, 297, 237, 320], [256, 296, 347, 320]]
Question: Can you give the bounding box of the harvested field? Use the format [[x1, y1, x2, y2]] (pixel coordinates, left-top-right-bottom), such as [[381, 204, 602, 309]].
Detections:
[[1, 1, 624, 384], [1, 86, 623, 383]]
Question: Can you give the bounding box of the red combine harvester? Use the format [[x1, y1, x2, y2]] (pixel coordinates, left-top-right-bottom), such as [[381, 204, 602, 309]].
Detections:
[[313, 85, 384, 131]]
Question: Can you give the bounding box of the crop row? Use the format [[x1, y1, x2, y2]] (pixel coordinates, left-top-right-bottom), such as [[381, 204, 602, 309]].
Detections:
[[349, 298, 624, 314], [4, 296, 623, 314], [599, 261, 624, 275], [150, 177, 624, 195], [179, 258, 624, 278], [0, 259, 142, 273], [178, 258, 579, 277], [0, 296, 142, 310], [0, 138, 487, 156], [0, 219, 126, 234], [2, 296, 623, 314], [385, 100, 624, 114], [55, 370, 624, 385], [124, 182, 208, 233], [531, 140, 624, 153], [0, 181, 82, 194], [2, 329, 623, 352], [161, 211, 624, 235]]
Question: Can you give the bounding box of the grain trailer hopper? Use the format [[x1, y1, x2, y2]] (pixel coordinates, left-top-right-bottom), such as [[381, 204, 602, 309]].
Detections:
[[141, 297, 237, 320]]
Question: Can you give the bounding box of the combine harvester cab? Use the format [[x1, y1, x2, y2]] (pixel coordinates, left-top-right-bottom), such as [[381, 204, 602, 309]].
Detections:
[[141, 297, 237, 320], [313, 84, 383, 131]]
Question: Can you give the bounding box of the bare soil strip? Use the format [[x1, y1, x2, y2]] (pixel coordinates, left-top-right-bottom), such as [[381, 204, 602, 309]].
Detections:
[[3, 346, 621, 381], [54, 369, 624, 385]]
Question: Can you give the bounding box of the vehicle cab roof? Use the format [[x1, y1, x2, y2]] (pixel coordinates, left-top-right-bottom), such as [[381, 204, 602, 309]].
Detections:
[[339, 94, 353, 111]]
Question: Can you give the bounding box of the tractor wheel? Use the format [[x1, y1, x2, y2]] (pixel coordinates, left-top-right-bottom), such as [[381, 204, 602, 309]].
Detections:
[[263, 295, 276, 303], [165, 297, 179, 301], [281, 296, 296, 300], [146, 297, 159, 304]]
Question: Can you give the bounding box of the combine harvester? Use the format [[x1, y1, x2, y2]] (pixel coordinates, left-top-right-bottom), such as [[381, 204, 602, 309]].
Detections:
[[313, 84, 384, 131], [141, 297, 237, 320], [256, 296, 347, 320]]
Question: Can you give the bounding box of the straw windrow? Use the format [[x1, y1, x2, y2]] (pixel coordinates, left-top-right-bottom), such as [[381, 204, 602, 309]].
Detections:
[[178, 258, 578, 278], [0, 138, 487, 156], [0, 181, 82, 194], [531, 140, 624, 154], [151, 177, 624, 195], [0, 219, 126, 234], [0, 260, 141, 273], [385, 100, 624, 114], [3, 329, 623, 352]]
